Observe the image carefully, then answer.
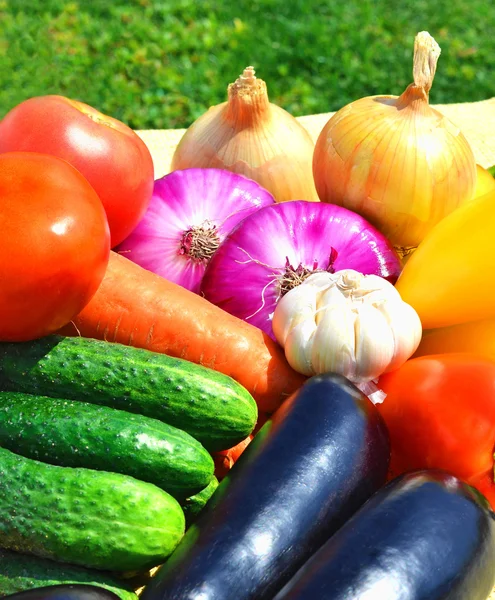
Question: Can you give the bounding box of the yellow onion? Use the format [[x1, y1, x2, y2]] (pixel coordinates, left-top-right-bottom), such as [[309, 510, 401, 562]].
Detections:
[[171, 66, 319, 203], [313, 31, 477, 250]]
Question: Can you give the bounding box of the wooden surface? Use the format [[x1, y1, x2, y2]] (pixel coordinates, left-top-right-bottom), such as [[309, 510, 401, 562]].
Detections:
[[137, 97, 495, 179], [136, 96, 495, 600]]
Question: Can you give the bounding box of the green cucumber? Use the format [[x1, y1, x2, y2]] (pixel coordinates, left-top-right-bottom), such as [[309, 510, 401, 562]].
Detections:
[[0, 549, 137, 599], [0, 392, 214, 500], [182, 476, 219, 528], [0, 335, 257, 452], [0, 447, 185, 572]]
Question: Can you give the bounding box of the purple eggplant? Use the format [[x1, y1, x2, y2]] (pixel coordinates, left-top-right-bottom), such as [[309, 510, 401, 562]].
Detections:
[[275, 470, 495, 600], [141, 373, 390, 600], [5, 584, 120, 600]]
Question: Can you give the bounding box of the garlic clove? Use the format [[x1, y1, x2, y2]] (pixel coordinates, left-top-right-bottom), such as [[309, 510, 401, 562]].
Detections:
[[284, 317, 318, 377], [316, 282, 349, 323], [377, 300, 423, 373], [302, 271, 338, 291], [337, 270, 402, 305], [272, 284, 318, 346], [310, 305, 357, 379], [353, 303, 395, 382], [353, 272, 397, 294]]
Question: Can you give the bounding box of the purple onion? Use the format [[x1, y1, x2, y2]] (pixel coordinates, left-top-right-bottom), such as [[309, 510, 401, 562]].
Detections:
[[201, 200, 402, 339], [116, 168, 276, 293]]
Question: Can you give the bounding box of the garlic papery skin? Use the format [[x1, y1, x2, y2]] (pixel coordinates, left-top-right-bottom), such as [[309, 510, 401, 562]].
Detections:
[[272, 269, 422, 382], [171, 66, 319, 203], [312, 31, 477, 250]]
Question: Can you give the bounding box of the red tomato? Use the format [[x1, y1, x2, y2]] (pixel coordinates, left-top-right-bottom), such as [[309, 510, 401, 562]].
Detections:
[[377, 353, 495, 507], [0, 152, 110, 341], [0, 95, 154, 247]]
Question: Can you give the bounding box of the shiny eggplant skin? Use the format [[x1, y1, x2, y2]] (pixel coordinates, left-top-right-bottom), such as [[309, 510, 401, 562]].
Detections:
[[141, 373, 390, 600], [275, 470, 495, 600], [5, 584, 120, 599]]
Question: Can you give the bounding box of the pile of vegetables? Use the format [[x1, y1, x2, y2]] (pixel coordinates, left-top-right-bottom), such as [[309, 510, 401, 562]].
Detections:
[[1, 28, 495, 600]]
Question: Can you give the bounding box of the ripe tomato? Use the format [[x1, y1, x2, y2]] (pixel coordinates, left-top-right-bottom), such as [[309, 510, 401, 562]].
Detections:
[[0, 152, 110, 341], [0, 95, 154, 247]]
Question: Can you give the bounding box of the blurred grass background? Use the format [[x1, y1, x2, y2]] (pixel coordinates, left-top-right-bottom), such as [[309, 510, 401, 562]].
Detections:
[[1, 0, 494, 130]]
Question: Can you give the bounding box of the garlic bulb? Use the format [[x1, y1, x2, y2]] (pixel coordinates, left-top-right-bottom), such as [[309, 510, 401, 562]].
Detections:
[[313, 31, 477, 251], [272, 269, 422, 383], [171, 66, 319, 203]]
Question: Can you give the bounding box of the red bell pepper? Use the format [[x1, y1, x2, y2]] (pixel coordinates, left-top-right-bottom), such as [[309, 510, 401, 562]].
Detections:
[[377, 353, 495, 508]]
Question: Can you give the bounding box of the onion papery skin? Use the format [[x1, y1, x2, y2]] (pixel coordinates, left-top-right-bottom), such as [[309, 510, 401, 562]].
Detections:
[[200, 200, 402, 339], [116, 168, 275, 293], [313, 91, 477, 248]]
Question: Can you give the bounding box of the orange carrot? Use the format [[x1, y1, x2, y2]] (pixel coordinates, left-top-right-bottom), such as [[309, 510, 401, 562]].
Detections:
[[212, 412, 271, 480], [213, 435, 254, 480], [59, 252, 306, 412]]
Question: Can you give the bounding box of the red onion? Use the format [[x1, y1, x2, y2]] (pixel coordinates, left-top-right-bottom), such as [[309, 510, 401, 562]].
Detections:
[[116, 168, 275, 293], [201, 201, 402, 339]]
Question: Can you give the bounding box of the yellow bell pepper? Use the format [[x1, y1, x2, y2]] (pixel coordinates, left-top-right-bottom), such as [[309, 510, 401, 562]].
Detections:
[[474, 165, 495, 199], [414, 318, 495, 359], [395, 188, 495, 329]]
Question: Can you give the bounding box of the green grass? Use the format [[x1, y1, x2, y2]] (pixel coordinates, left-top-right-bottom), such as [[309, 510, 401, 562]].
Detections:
[[1, 0, 494, 130]]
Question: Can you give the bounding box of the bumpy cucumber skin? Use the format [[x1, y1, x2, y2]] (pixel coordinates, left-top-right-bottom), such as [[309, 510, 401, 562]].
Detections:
[[0, 549, 137, 599], [182, 476, 219, 528], [0, 447, 185, 572], [0, 392, 214, 500], [0, 336, 257, 452]]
